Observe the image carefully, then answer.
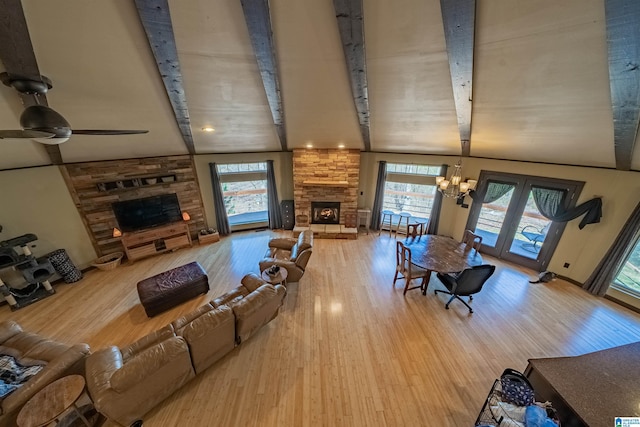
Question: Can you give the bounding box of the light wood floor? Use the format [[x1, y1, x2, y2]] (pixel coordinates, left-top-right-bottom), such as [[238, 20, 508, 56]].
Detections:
[[3, 230, 640, 426]]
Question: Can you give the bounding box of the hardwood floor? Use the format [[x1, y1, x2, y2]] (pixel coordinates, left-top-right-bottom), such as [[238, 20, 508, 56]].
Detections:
[[3, 230, 640, 426]]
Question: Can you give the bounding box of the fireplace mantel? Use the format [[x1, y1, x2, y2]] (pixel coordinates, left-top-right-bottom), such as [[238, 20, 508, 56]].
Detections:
[[302, 180, 349, 187]]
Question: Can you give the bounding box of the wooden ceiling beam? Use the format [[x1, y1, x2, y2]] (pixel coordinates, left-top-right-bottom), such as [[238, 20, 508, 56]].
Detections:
[[605, 0, 640, 171], [240, 0, 287, 151], [440, 0, 476, 157], [134, 0, 196, 155], [0, 0, 62, 165], [333, 0, 371, 152]]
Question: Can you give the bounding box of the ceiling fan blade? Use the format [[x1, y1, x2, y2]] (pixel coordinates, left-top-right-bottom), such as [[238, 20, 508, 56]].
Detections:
[[71, 129, 149, 135], [0, 130, 55, 139]]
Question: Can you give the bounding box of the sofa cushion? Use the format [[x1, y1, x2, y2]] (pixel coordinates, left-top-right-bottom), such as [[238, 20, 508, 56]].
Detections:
[[231, 284, 286, 343], [111, 336, 190, 393], [0, 355, 44, 398]]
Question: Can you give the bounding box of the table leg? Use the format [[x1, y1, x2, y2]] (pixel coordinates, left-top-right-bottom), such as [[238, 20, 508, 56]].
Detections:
[[72, 403, 92, 427], [422, 270, 432, 295]]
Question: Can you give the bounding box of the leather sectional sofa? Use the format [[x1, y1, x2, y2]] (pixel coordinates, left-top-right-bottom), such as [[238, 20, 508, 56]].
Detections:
[[86, 273, 286, 426], [0, 320, 90, 427]]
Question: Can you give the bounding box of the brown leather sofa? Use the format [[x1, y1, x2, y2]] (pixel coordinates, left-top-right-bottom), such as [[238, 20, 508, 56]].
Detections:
[[0, 321, 90, 427], [259, 230, 313, 282], [86, 273, 286, 426]]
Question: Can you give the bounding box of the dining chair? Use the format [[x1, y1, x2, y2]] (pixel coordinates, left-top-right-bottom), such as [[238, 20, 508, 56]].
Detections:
[[463, 229, 483, 252], [394, 241, 431, 295], [434, 264, 496, 313], [406, 220, 427, 238]]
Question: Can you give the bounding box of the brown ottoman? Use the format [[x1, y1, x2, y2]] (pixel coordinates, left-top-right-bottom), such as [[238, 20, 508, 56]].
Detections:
[[137, 262, 209, 317]]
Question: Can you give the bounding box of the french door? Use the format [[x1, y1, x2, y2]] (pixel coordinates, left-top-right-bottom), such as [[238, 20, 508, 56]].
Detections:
[[465, 171, 583, 271]]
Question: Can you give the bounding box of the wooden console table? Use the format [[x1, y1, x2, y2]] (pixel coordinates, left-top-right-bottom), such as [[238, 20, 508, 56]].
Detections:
[[524, 342, 640, 426], [121, 222, 191, 262]]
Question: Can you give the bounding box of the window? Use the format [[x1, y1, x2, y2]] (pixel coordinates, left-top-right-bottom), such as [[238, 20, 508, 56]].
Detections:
[[613, 240, 640, 297], [382, 163, 440, 228], [217, 162, 268, 226]]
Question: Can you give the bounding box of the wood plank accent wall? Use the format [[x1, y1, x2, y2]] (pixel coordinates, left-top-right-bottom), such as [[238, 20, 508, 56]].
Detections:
[[293, 149, 360, 224], [62, 155, 206, 257]]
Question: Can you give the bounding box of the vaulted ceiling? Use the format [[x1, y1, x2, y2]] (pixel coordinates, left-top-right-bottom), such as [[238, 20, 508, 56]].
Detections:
[[0, 0, 638, 171]]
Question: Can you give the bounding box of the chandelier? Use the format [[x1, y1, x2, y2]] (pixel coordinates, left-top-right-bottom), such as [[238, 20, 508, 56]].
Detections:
[[435, 159, 477, 201]]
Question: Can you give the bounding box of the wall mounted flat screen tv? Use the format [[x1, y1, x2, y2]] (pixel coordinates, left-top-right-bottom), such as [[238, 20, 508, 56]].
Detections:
[[112, 193, 182, 232]]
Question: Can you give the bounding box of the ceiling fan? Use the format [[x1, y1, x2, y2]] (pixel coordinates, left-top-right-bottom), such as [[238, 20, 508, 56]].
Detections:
[[0, 72, 149, 144]]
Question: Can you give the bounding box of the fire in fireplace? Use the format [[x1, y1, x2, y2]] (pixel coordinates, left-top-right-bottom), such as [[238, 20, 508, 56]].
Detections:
[[311, 201, 340, 224]]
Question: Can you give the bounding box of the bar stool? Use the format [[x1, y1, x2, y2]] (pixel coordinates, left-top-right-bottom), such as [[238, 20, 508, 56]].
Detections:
[[397, 212, 411, 236], [379, 210, 394, 236]]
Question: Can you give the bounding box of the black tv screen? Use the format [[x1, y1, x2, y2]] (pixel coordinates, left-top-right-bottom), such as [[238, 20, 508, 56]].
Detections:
[[112, 193, 182, 232]]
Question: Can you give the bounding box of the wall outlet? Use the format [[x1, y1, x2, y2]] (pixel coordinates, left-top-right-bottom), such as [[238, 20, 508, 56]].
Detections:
[[563, 262, 570, 268]]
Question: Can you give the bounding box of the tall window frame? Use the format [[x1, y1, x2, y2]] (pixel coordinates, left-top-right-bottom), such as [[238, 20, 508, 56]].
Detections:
[[216, 162, 269, 228], [612, 239, 640, 298], [381, 163, 441, 231]]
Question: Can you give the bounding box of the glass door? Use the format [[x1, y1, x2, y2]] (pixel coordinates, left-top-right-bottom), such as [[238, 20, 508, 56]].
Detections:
[[466, 172, 583, 271]]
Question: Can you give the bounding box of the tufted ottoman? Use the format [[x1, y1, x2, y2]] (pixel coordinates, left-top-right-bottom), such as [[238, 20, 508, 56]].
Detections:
[[137, 262, 209, 317]]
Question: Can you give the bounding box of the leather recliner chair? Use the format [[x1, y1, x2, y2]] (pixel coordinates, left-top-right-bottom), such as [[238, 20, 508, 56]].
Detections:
[[0, 321, 90, 427], [259, 230, 313, 283]]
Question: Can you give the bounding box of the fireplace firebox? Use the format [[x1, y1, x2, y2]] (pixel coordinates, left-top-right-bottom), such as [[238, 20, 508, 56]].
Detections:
[[311, 202, 340, 225]]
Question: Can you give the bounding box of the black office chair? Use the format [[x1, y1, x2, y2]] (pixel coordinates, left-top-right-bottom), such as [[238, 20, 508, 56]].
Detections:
[[434, 265, 496, 313]]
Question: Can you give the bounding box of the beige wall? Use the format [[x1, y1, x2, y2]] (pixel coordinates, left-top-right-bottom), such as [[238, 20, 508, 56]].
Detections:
[[192, 152, 294, 231], [0, 166, 97, 272], [0, 153, 637, 306], [359, 153, 640, 286]]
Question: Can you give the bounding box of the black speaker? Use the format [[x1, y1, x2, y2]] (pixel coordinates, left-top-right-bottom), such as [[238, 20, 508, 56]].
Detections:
[[281, 200, 294, 230]]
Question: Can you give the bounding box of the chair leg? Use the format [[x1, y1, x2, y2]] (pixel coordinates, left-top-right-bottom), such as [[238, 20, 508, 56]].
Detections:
[[393, 271, 399, 286], [455, 295, 474, 313]]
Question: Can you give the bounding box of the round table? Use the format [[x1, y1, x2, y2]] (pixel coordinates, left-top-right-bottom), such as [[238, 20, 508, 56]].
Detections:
[[261, 268, 288, 286], [403, 234, 483, 295], [17, 375, 93, 427]]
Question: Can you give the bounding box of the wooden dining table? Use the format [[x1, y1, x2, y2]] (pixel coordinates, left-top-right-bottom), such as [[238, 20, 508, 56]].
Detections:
[[403, 234, 484, 295]]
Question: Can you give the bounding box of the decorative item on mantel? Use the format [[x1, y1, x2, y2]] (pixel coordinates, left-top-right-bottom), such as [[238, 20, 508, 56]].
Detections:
[[436, 159, 477, 207], [198, 228, 220, 245]]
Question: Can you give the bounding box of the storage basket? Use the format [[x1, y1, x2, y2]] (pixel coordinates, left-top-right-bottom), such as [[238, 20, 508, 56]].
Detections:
[[92, 252, 124, 271]]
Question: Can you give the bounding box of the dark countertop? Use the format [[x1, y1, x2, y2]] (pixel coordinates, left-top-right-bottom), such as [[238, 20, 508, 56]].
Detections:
[[527, 342, 640, 426]]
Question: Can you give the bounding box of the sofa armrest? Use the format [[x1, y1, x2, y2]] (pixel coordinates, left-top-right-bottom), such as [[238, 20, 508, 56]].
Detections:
[[120, 326, 174, 361], [3, 343, 90, 415], [0, 321, 22, 344], [241, 273, 267, 292], [268, 238, 296, 250]]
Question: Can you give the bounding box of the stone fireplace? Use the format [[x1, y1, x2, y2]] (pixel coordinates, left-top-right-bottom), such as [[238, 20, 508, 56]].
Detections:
[[311, 201, 340, 224], [292, 149, 360, 228]]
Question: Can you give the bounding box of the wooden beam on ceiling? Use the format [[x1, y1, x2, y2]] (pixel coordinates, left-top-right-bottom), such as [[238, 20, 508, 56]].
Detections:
[[0, 0, 63, 165], [333, 0, 371, 152], [134, 0, 196, 155], [440, 0, 476, 157], [605, 0, 640, 171], [240, 0, 288, 151]]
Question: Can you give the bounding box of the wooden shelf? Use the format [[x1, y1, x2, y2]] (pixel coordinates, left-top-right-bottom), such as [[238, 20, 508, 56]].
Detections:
[[302, 180, 349, 187], [96, 175, 176, 192]]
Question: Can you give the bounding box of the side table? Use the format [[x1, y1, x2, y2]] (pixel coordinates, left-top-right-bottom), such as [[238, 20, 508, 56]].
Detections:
[[261, 268, 288, 287], [356, 209, 371, 234], [17, 375, 94, 427]]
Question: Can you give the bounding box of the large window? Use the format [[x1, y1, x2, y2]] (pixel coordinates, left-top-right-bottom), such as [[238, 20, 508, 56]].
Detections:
[[382, 163, 440, 230], [613, 240, 640, 297], [217, 162, 268, 226]]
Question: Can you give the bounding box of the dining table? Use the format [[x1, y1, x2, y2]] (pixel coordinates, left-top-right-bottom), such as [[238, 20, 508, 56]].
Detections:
[[403, 234, 484, 295]]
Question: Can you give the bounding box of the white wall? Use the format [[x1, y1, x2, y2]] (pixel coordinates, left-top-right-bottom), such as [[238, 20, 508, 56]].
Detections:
[[0, 166, 97, 274]]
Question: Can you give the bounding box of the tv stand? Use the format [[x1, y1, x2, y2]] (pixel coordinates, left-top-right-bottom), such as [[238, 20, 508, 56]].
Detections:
[[121, 222, 191, 262]]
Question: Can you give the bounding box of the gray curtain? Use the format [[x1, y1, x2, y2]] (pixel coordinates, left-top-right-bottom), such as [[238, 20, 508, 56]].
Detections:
[[209, 163, 230, 236], [266, 160, 282, 229], [583, 200, 640, 296], [532, 187, 602, 229], [370, 161, 387, 230], [471, 181, 514, 204], [427, 164, 447, 235]]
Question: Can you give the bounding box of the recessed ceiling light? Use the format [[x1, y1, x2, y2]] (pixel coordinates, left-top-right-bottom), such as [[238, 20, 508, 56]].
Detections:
[[338, 144, 345, 149], [306, 143, 313, 148], [202, 127, 215, 132]]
